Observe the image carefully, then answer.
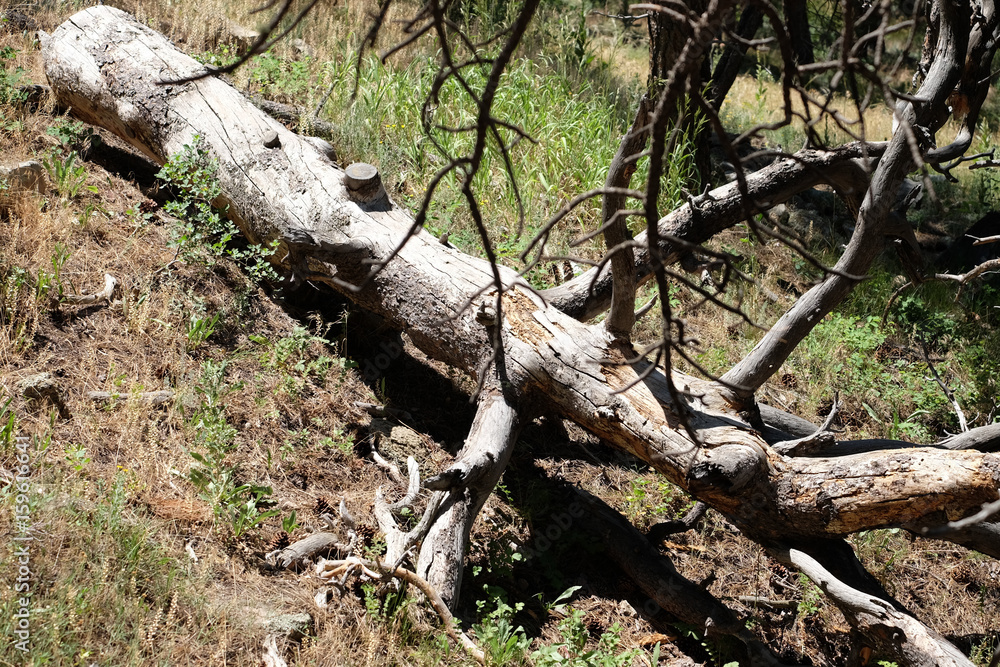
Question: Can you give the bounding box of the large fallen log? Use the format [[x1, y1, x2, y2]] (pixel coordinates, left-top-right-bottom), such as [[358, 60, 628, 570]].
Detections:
[[42, 7, 998, 663]]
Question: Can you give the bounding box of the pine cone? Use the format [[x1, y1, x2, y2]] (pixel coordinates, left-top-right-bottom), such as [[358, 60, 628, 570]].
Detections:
[[355, 524, 377, 546], [315, 496, 333, 516], [270, 531, 291, 551]]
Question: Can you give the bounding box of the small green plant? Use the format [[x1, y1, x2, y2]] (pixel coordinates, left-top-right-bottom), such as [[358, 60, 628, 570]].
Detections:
[[64, 442, 91, 473], [226, 483, 280, 538], [185, 311, 221, 350], [894, 293, 958, 347], [29, 242, 72, 304], [0, 45, 28, 109], [46, 118, 102, 154], [0, 266, 39, 351], [157, 137, 279, 282], [319, 428, 354, 456], [195, 43, 240, 69], [531, 608, 642, 667], [43, 150, 96, 199], [125, 203, 156, 229], [78, 201, 109, 228], [0, 396, 15, 454], [281, 510, 300, 534], [247, 51, 315, 102], [361, 580, 411, 623], [624, 477, 679, 527], [797, 573, 823, 617], [472, 585, 530, 666], [255, 325, 357, 386], [542, 585, 581, 616], [752, 57, 775, 120], [674, 623, 738, 666], [185, 359, 277, 538], [363, 534, 387, 561]]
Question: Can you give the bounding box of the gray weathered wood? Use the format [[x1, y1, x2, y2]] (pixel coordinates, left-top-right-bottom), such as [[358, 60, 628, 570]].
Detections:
[[772, 546, 973, 666], [416, 391, 520, 607], [268, 532, 344, 569]]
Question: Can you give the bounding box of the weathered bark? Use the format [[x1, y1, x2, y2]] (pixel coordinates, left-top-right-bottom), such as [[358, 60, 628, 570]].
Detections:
[[268, 533, 344, 569], [417, 390, 520, 608], [940, 423, 1000, 452], [86, 389, 172, 406], [601, 99, 650, 338], [42, 6, 1000, 657]]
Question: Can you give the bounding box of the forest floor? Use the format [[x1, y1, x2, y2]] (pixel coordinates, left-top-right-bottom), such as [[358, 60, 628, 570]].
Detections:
[[1, 1, 1000, 666]]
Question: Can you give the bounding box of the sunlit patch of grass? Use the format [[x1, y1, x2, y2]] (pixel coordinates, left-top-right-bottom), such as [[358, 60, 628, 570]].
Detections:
[[720, 69, 1000, 152]]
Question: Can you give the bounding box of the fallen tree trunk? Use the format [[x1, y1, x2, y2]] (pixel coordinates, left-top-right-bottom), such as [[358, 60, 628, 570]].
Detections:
[[42, 7, 998, 663]]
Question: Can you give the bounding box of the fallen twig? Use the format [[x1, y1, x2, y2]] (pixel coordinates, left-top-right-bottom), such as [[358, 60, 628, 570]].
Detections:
[[735, 595, 799, 610], [919, 337, 968, 433], [353, 401, 413, 421], [86, 389, 173, 406], [62, 273, 117, 306]]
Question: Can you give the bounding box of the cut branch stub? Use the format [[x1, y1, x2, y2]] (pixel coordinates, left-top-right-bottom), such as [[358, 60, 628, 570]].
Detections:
[[263, 130, 281, 149], [344, 162, 386, 204]]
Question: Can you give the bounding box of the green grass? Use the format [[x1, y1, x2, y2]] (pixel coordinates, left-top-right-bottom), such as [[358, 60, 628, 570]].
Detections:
[[224, 30, 701, 287], [0, 470, 204, 665]]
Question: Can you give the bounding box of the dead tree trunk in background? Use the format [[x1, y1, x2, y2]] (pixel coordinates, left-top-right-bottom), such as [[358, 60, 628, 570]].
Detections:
[[647, 0, 712, 184], [784, 0, 815, 66], [707, 5, 763, 108], [42, 6, 1000, 664]]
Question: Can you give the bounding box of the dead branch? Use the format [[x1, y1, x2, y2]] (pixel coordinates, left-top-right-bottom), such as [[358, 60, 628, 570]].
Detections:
[[315, 556, 485, 664], [61, 273, 117, 306], [373, 456, 445, 570], [540, 144, 882, 321], [937, 423, 1000, 452], [919, 337, 968, 433], [772, 397, 842, 456], [771, 545, 973, 666], [85, 389, 173, 406], [266, 532, 346, 569]]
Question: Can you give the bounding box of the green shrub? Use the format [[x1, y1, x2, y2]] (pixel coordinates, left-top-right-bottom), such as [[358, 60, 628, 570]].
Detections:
[[157, 137, 280, 283]]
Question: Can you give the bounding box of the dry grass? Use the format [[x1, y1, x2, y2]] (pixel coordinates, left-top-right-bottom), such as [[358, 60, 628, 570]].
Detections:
[[721, 69, 1000, 152]]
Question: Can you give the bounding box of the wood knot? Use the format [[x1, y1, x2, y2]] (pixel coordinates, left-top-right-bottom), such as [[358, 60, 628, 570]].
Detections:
[[263, 130, 281, 149], [475, 302, 497, 327], [344, 163, 386, 204]]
